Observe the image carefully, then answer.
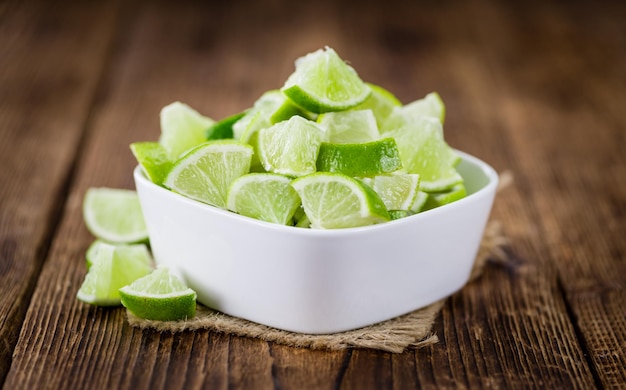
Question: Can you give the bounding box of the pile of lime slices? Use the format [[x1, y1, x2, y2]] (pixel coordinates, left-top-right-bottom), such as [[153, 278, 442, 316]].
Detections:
[[77, 47, 467, 318], [134, 46, 466, 229]]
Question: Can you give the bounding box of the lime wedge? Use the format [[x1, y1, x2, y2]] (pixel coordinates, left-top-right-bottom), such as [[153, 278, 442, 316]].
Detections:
[[353, 83, 402, 127], [384, 114, 462, 191], [317, 109, 380, 144], [235, 91, 311, 172], [423, 183, 468, 211], [164, 140, 253, 209], [362, 173, 420, 211], [239, 111, 267, 172], [292, 206, 311, 228], [86, 240, 152, 270], [257, 115, 325, 177], [206, 111, 246, 140], [403, 92, 446, 123], [389, 210, 411, 220], [77, 241, 153, 306], [227, 173, 301, 225], [85, 239, 103, 269], [410, 190, 430, 213], [291, 172, 390, 229], [265, 90, 311, 124], [316, 138, 402, 177], [159, 102, 215, 160], [130, 142, 172, 185], [83, 188, 148, 244], [282, 47, 371, 113], [234, 90, 309, 141], [119, 267, 197, 321]]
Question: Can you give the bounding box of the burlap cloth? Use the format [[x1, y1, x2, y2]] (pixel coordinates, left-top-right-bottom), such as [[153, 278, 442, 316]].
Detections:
[[127, 173, 512, 353]]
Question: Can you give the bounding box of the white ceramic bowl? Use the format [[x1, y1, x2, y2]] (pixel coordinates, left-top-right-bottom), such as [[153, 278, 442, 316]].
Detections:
[[134, 150, 498, 334]]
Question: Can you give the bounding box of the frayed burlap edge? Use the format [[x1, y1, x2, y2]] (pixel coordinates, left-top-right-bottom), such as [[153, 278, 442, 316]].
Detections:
[[127, 172, 513, 353]]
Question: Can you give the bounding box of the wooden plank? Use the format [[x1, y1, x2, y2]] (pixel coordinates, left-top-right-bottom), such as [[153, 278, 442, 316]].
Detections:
[[269, 345, 349, 390], [465, 0, 626, 387], [0, 0, 118, 382]]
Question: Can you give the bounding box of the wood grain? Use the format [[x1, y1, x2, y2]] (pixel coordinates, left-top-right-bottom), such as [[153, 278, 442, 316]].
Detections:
[[464, 1, 626, 387], [0, 0, 117, 382], [1, 0, 624, 389]]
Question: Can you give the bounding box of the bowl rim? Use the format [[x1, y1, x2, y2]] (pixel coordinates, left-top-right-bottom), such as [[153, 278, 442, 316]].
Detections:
[[133, 150, 499, 237]]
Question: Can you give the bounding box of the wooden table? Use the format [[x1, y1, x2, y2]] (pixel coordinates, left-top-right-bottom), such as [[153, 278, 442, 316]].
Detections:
[[1, 0, 624, 388]]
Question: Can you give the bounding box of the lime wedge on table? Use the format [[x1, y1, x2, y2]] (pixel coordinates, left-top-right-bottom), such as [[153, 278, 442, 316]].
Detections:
[[361, 173, 420, 211], [77, 241, 153, 306], [159, 102, 214, 160], [316, 138, 402, 177], [282, 47, 371, 113], [257, 115, 325, 177], [120, 267, 197, 321], [164, 140, 252, 209], [291, 172, 390, 229], [317, 109, 380, 144], [130, 142, 172, 185], [383, 114, 462, 191], [83, 188, 148, 244], [86, 240, 152, 270], [353, 83, 402, 127], [227, 173, 301, 225]]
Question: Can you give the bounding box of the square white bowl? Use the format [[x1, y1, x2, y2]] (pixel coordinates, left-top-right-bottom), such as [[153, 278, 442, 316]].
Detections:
[[134, 150, 498, 334]]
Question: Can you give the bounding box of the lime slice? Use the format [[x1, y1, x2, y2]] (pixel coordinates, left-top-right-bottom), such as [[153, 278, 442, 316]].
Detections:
[[159, 102, 215, 160], [257, 115, 325, 177], [292, 206, 311, 228], [164, 140, 253, 209], [317, 109, 380, 144], [265, 90, 311, 124], [130, 142, 173, 185], [119, 267, 197, 321], [384, 114, 462, 191], [86, 240, 152, 270], [234, 90, 309, 141], [423, 183, 467, 211], [282, 47, 371, 113], [85, 239, 103, 269], [83, 188, 148, 244], [353, 83, 402, 127], [403, 92, 446, 123], [410, 190, 430, 213], [239, 111, 267, 172], [77, 241, 153, 306], [206, 111, 246, 140], [316, 138, 402, 177], [389, 210, 411, 220], [362, 173, 420, 211], [291, 172, 390, 229], [236, 91, 311, 172], [233, 109, 259, 141], [227, 173, 301, 225]]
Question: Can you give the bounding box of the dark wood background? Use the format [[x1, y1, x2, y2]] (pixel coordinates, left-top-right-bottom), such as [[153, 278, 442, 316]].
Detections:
[[1, 0, 624, 388]]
